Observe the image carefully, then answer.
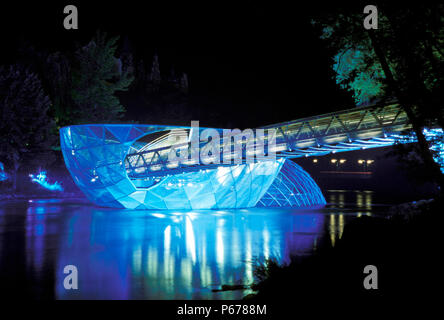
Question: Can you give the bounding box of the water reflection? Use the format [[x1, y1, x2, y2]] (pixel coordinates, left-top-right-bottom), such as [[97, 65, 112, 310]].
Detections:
[[326, 191, 374, 247], [0, 190, 377, 299], [53, 208, 328, 299]]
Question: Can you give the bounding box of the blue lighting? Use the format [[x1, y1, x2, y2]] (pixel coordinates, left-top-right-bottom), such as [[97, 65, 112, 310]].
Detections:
[[257, 160, 326, 207], [29, 171, 64, 192], [50, 206, 327, 299], [423, 128, 444, 173], [60, 125, 326, 209], [395, 128, 444, 173], [59, 123, 444, 209], [0, 162, 7, 181]]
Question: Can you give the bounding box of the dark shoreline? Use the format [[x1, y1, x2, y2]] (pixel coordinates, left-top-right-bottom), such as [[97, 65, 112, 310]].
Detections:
[[245, 196, 443, 306]]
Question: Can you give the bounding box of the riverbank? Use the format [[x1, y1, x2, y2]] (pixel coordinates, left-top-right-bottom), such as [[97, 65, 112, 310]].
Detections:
[[247, 197, 443, 306], [0, 191, 84, 201]]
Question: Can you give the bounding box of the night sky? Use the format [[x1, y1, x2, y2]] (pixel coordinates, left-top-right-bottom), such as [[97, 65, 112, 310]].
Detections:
[[1, 1, 355, 128]]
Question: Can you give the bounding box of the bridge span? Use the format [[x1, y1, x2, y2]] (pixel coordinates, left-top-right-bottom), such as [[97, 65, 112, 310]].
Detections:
[[60, 103, 442, 209], [125, 103, 411, 179]]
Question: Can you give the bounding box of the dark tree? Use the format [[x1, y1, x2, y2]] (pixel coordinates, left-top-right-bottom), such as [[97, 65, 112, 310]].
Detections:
[[71, 31, 134, 123], [45, 51, 74, 128], [312, 3, 444, 191], [119, 36, 135, 80], [0, 65, 56, 191]]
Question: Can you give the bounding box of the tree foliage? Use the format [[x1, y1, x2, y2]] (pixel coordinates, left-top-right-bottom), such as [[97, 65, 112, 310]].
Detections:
[[332, 45, 385, 105], [71, 31, 134, 123], [312, 3, 444, 190], [45, 51, 74, 128], [313, 4, 443, 115], [0, 65, 56, 189], [315, 12, 391, 106]]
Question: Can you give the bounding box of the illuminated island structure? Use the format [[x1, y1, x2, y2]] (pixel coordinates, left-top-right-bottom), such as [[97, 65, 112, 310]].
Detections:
[[59, 104, 442, 209], [60, 124, 325, 209]]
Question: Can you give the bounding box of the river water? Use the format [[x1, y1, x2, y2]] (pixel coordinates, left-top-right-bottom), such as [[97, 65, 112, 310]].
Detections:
[[0, 190, 387, 299]]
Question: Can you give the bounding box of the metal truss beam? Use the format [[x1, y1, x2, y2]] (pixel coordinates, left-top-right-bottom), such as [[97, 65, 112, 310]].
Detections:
[[125, 103, 413, 178]]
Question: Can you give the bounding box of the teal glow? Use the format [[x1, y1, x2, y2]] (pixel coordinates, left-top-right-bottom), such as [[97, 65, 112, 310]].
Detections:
[[0, 162, 7, 181], [333, 47, 385, 106], [29, 171, 63, 192]]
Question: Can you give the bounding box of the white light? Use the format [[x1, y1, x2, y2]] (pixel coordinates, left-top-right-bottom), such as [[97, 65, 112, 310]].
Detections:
[[268, 144, 287, 152], [166, 162, 179, 169]]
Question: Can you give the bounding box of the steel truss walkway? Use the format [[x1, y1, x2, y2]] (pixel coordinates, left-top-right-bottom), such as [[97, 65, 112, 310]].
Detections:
[[124, 103, 412, 179], [262, 102, 410, 157]]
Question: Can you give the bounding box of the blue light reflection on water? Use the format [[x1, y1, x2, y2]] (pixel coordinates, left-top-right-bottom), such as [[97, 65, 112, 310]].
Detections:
[[54, 207, 325, 299], [0, 192, 374, 299]]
